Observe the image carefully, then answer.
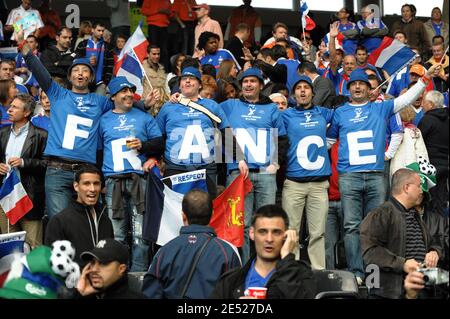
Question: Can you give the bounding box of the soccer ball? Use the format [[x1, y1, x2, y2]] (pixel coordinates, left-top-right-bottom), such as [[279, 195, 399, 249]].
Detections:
[[50, 252, 73, 277], [417, 156, 436, 176], [51, 240, 75, 260]]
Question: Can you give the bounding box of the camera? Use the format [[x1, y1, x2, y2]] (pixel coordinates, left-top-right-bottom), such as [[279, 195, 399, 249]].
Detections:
[[417, 268, 449, 286]]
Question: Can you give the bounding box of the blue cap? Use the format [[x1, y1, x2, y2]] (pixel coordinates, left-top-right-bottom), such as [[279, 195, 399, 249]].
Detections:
[[107, 76, 136, 97], [238, 67, 264, 83], [291, 75, 314, 93], [68, 58, 95, 75], [181, 67, 202, 82], [346, 68, 371, 89]]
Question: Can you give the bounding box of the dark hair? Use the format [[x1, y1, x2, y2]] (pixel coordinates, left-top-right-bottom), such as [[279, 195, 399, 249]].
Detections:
[[13, 93, 36, 118], [202, 64, 216, 78], [393, 30, 407, 39], [271, 83, 289, 95], [182, 189, 213, 225], [92, 21, 106, 29], [180, 57, 200, 71], [197, 31, 220, 50], [147, 44, 160, 53], [215, 78, 240, 103], [298, 61, 318, 74], [432, 35, 445, 44], [356, 45, 367, 53], [272, 22, 288, 33], [170, 53, 187, 74], [251, 205, 289, 229], [56, 26, 72, 37], [367, 74, 380, 85], [74, 165, 103, 184], [271, 45, 287, 60], [258, 48, 272, 59]]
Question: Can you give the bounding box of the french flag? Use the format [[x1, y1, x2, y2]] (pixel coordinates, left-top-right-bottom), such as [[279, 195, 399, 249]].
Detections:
[[0, 170, 33, 225], [0, 231, 26, 287], [299, 1, 316, 31], [368, 36, 417, 76], [323, 32, 344, 51], [143, 168, 184, 246], [114, 22, 149, 99]]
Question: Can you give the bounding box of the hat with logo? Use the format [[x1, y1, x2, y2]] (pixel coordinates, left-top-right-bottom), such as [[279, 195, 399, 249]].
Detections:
[[291, 75, 314, 94], [80, 238, 129, 265], [0, 241, 80, 299], [238, 67, 264, 83], [192, 3, 210, 11], [346, 68, 371, 89], [107, 76, 137, 97], [409, 64, 425, 77], [68, 57, 95, 75], [181, 67, 202, 82]]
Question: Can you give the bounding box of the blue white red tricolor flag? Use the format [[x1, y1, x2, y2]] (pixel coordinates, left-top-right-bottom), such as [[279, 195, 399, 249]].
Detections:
[[0, 170, 33, 225], [0, 231, 25, 287], [114, 22, 149, 99], [299, 1, 316, 31], [368, 36, 417, 76]]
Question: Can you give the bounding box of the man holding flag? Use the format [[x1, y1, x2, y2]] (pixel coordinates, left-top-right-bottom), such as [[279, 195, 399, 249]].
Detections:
[[327, 63, 442, 284], [0, 94, 47, 248]]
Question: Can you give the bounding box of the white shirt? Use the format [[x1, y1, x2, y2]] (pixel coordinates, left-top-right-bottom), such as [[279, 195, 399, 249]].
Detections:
[[6, 5, 44, 39]]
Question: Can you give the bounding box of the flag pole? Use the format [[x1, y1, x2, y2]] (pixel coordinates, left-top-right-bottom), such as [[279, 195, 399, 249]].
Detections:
[[374, 54, 419, 92], [439, 45, 449, 64]]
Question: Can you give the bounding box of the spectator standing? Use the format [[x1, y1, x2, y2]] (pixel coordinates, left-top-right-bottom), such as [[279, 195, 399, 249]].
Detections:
[[298, 61, 336, 108], [141, 0, 172, 71], [225, 23, 251, 69], [0, 79, 18, 128], [418, 91, 449, 216], [31, 90, 51, 131], [360, 169, 441, 298], [424, 7, 449, 52], [356, 5, 389, 54], [0, 94, 47, 248], [224, 0, 262, 48], [336, 7, 359, 55], [44, 165, 114, 267], [142, 190, 241, 299], [142, 45, 169, 99], [74, 21, 92, 50], [105, 0, 131, 41], [37, 0, 61, 50], [171, 0, 198, 55], [192, 4, 224, 57], [424, 43, 449, 93], [4, 0, 44, 40], [40, 27, 75, 81], [391, 4, 431, 55]]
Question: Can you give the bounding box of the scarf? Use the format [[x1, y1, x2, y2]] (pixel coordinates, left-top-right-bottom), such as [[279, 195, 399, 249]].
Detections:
[[427, 55, 449, 78]]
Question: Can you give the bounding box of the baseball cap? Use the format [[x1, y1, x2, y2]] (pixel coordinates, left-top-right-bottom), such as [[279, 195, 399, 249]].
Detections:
[[181, 67, 202, 82], [409, 64, 425, 77], [192, 3, 210, 11], [346, 68, 371, 89], [68, 58, 95, 75], [291, 75, 314, 93], [108, 76, 136, 97], [80, 239, 129, 265], [238, 67, 264, 83]]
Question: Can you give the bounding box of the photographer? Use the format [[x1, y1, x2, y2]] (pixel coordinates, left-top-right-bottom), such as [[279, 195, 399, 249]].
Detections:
[[360, 167, 442, 299]]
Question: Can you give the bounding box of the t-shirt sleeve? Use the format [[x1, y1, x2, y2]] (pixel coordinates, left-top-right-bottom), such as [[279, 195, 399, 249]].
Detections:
[[101, 97, 114, 114], [320, 107, 334, 124], [379, 99, 394, 119], [155, 105, 167, 134], [46, 81, 64, 100], [214, 103, 230, 130], [272, 107, 286, 136], [327, 110, 340, 139], [146, 114, 163, 139]]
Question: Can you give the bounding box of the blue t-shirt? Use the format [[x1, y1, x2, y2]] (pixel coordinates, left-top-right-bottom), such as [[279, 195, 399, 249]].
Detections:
[[276, 58, 300, 93], [31, 114, 51, 131], [386, 113, 404, 143], [327, 70, 350, 96], [327, 100, 394, 173], [412, 107, 424, 126], [200, 49, 241, 71], [432, 22, 443, 36], [244, 259, 275, 290], [356, 19, 388, 53], [283, 106, 333, 178], [220, 98, 286, 171], [386, 67, 409, 98], [43, 81, 112, 163], [0, 105, 11, 128], [339, 22, 358, 55], [156, 97, 229, 166], [99, 108, 162, 176], [16, 83, 28, 94]]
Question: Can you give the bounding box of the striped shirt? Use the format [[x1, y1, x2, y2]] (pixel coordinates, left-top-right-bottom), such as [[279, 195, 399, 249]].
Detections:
[[405, 209, 426, 262]]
